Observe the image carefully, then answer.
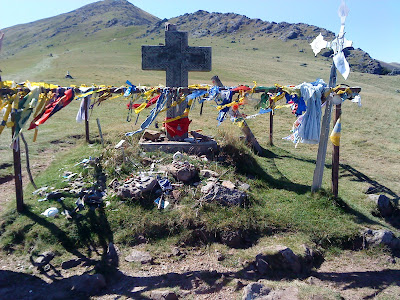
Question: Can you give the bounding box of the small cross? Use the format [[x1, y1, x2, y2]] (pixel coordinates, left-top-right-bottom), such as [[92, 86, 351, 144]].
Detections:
[[142, 26, 211, 140]]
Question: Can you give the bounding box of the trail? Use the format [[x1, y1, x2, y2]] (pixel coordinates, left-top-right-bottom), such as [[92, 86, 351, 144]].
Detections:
[[4, 53, 59, 82]]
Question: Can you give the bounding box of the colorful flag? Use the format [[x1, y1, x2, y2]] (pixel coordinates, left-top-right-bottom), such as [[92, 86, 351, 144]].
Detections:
[[330, 117, 341, 146]]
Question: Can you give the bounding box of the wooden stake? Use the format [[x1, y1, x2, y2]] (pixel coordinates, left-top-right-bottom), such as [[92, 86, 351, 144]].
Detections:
[[11, 120, 24, 212], [332, 103, 341, 197], [96, 118, 104, 147], [311, 63, 336, 192], [84, 96, 90, 143]]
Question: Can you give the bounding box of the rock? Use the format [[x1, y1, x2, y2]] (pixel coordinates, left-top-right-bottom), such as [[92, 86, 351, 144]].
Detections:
[[278, 247, 302, 274], [363, 229, 400, 250], [368, 194, 394, 217], [61, 259, 82, 269], [233, 279, 245, 291], [242, 282, 271, 300], [167, 161, 198, 183], [125, 249, 153, 264], [117, 175, 158, 200], [200, 169, 220, 178], [215, 250, 225, 261], [239, 182, 250, 191], [201, 181, 216, 194], [255, 253, 270, 275], [266, 286, 299, 300], [171, 247, 182, 256], [200, 184, 246, 207], [364, 185, 381, 194], [150, 290, 179, 300], [221, 180, 235, 190], [220, 230, 243, 248], [34, 251, 55, 268], [143, 130, 162, 141], [71, 273, 106, 295]]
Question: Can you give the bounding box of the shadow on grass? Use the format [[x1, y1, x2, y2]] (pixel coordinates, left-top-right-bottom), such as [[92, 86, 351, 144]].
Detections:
[[21, 204, 114, 269], [340, 164, 399, 202], [222, 144, 309, 195]]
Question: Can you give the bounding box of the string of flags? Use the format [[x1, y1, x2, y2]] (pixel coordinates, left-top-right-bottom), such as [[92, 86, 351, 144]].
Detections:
[[0, 78, 361, 149]]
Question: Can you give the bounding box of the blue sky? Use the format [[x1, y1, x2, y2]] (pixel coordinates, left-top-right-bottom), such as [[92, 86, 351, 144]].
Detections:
[[1, 0, 399, 63]]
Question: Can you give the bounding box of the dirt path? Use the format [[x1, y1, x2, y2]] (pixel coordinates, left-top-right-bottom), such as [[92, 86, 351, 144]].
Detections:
[[1, 247, 399, 299]]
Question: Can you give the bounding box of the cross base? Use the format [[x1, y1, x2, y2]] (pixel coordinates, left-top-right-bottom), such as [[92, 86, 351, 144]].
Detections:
[[139, 139, 218, 155]]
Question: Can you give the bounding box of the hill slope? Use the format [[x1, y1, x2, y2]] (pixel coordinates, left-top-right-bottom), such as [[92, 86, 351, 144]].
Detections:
[[0, 1, 391, 76], [0, 0, 158, 56]]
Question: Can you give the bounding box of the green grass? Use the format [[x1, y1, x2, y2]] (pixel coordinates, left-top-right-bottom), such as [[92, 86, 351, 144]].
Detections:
[[1, 17, 399, 263]]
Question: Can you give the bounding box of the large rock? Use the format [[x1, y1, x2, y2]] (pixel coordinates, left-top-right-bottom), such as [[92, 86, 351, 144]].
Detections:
[[34, 251, 55, 268], [71, 273, 106, 295], [125, 249, 153, 264], [167, 161, 198, 183], [117, 175, 158, 200], [368, 194, 394, 217], [242, 282, 271, 300], [200, 183, 246, 206], [363, 229, 400, 250]]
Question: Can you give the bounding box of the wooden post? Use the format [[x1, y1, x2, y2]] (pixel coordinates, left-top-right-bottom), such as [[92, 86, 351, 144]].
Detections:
[[332, 103, 341, 197], [84, 96, 90, 143], [96, 118, 104, 147], [11, 118, 24, 212], [311, 63, 336, 192], [269, 97, 274, 145]]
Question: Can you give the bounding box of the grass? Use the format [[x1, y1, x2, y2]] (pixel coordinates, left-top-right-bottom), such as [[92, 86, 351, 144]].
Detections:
[[0, 16, 399, 270]]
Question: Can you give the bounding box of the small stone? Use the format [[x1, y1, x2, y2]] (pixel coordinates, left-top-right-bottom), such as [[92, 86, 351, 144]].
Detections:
[[221, 180, 235, 190], [171, 247, 182, 256], [215, 251, 225, 261], [233, 279, 245, 291], [143, 130, 162, 142], [200, 169, 220, 178], [125, 249, 153, 264], [239, 183, 250, 191], [201, 181, 216, 194], [278, 247, 302, 274], [150, 290, 179, 300]]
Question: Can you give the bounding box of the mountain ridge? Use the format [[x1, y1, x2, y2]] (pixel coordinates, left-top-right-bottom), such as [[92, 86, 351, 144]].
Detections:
[[0, 0, 395, 76]]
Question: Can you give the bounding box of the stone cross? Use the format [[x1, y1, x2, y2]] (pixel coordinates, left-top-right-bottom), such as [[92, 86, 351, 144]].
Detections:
[[142, 26, 212, 140]]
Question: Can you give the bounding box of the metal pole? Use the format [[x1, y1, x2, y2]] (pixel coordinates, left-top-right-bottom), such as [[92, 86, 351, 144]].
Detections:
[[332, 104, 341, 197], [11, 117, 24, 212], [311, 63, 336, 192]]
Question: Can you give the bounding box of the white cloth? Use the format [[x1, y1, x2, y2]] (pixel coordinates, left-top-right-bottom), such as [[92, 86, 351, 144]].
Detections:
[[76, 95, 91, 123], [297, 82, 325, 144], [333, 51, 350, 80]]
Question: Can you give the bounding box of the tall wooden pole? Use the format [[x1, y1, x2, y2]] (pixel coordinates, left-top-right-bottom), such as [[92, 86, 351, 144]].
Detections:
[[84, 96, 90, 143], [331, 104, 341, 197], [11, 117, 24, 212], [311, 63, 336, 192]]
